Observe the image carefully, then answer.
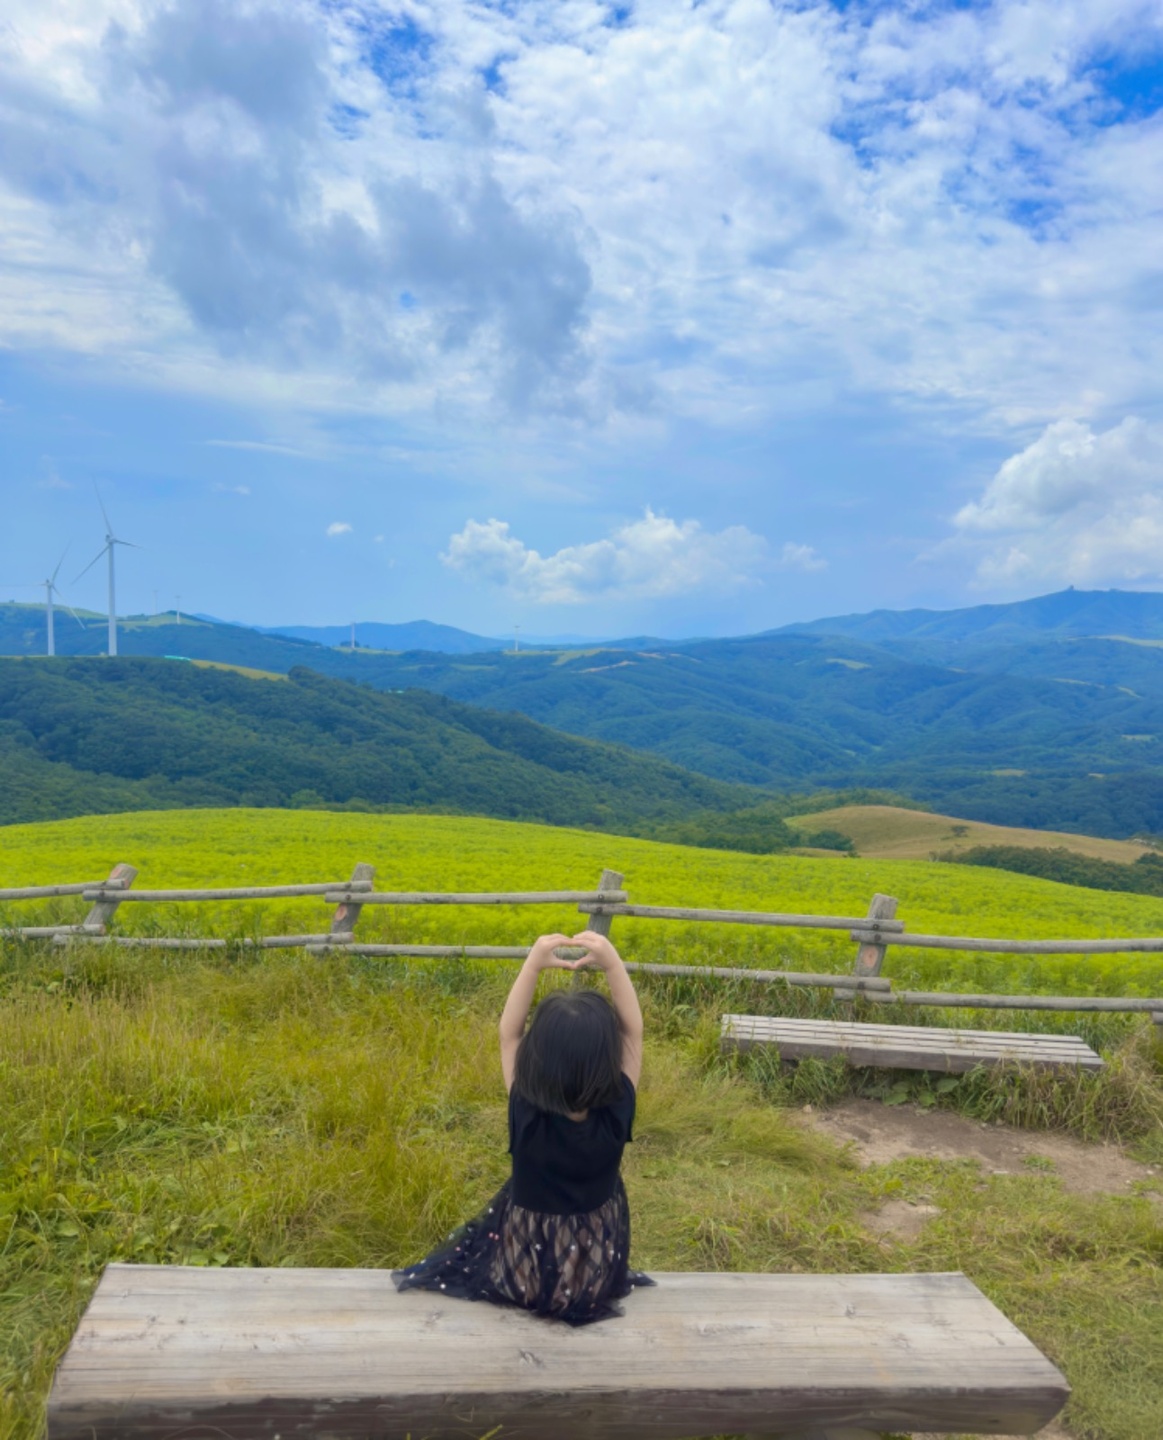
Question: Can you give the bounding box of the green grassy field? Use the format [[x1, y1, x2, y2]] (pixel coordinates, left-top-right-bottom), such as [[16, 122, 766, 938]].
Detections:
[[3, 811, 1163, 1439], [6, 807, 1163, 997]]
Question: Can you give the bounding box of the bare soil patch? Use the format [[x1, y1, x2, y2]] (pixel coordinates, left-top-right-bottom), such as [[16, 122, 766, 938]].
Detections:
[[805, 1097, 1158, 1196], [806, 1099, 1161, 1439]]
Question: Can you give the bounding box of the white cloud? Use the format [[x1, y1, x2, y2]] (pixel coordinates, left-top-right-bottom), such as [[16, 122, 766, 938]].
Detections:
[[206, 439, 316, 459], [326, 521, 352, 537], [778, 542, 827, 573], [213, 482, 251, 496], [0, 0, 1160, 428], [954, 417, 1163, 587], [441, 510, 768, 604]]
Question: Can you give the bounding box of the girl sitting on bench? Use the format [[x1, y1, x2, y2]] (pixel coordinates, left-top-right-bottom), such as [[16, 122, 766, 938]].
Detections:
[[394, 929, 652, 1325]]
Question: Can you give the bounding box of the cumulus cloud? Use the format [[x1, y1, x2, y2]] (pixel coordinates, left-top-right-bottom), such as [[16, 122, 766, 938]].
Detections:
[[441, 510, 768, 604], [778, 542, 827, 573], [326, 520, 352, 537], [954, 417, 1163, 587], [0, 0, 1161, 425]]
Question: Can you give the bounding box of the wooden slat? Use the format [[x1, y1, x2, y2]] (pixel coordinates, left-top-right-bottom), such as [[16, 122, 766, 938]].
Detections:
[[82, 883, 373, 902], [303, 947, 893, 991], [0, 882, 106, 900], [53, 934, 340, 951], [581, 903, 905, 932], [879, 991, 1163, 1014], [8, 925, 105, 939], [721, 1016, 1105, 1073], [332, 889, 629, 905], [47, 1266, 1067, 1440], [850, 929, 1163, 954]]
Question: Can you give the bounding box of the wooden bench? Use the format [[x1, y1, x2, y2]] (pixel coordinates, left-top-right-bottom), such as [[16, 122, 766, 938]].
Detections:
[[721, 1015, 1105, 1072], [48, 1263, 1067, 1440]]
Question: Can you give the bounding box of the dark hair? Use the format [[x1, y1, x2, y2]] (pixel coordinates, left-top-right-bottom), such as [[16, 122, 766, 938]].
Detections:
[[513, 989, 624, 1115]]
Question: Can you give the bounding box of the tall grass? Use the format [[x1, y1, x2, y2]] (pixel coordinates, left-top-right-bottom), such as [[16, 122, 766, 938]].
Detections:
[[2, 942, 1162, 1440]]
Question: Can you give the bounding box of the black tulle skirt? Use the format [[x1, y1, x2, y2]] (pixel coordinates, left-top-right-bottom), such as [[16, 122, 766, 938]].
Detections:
[[393, 1176, 653, 1326]]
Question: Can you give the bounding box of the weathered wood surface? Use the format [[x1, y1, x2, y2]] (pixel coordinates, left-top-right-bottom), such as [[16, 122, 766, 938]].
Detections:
[[47, 1266, 1067, 1440], [581, 903, 905, 932], [82, 863, 137, 933], [329, 889, 629, 905], [850, 929, 1163, 954], [330, 861, 375, 937], [878, 990, 1163, 1014], [623, 962, 890, 991], [721, 1016, 1105, 1072], [584, 868, 625, 940], [9, 924, 105, 939], [81, 882, 372, 902], [0, 882, 105, 900], [304, 946, 892, 991], [840, 887, 903, 1002], [54, 934, 343, 950]]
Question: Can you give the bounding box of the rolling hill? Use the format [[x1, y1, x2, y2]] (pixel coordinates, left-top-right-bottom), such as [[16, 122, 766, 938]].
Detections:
[[783, 804, 1156, 863], [9, 595, 1163, 838], [0, 656, 773, 835]]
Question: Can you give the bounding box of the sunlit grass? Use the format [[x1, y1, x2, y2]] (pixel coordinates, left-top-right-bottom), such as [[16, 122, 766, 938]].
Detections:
[[5, 808, 1163, 997], [1, 943, 1161, 1440]]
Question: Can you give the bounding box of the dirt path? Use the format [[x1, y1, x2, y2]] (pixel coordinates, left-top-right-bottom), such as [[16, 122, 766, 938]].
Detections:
[[801, 1099, 1160, 1440], [804, 1097, 1158, 1197]]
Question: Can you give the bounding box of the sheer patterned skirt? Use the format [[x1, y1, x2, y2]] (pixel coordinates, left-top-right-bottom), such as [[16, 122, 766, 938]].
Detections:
[[393, 1176, 652, 1326]]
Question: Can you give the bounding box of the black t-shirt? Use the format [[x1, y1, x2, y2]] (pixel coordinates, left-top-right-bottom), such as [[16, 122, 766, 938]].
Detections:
[[508, 1074, 636, 1216]]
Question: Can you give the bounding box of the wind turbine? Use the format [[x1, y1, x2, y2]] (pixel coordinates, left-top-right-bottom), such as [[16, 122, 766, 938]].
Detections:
[[75, 491, 139, 657], [40, 549, 72, 656], [1, 549, 86, 656]]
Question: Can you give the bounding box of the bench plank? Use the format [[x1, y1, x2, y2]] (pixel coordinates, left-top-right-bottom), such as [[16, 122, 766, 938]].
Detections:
[[721, 1016, 1105, 1072], [48, 1265, 1067, 1440]]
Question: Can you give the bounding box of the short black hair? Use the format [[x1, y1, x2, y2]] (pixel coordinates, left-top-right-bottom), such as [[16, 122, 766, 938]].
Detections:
[[513, 989, 625, 1115]]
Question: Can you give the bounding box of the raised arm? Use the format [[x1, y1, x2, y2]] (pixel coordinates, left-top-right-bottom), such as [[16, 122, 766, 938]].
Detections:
[[571, 930, 644, 1089], [499, 934, 576, 1092]]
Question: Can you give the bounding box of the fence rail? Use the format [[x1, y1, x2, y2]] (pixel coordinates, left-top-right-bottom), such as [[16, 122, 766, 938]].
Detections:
[[4, 861, 1162, 1026]]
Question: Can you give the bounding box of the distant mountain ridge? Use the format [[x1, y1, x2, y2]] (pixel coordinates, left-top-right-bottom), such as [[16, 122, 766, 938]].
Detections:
[[776, 588, 1163, 646], [8, 591, 1163, 838], [257, 620, 506, 654]]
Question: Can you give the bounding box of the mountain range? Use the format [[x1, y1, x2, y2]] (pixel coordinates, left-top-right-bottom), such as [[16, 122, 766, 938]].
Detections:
[[6, 589, 1163, 838]]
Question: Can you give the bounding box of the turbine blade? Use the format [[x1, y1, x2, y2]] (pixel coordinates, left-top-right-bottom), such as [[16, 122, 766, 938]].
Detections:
[[66, 604, 87, 629], [112, 538, 141, 549], [93, 482, 112, 534], [73, 544, 109, 584], [51, 543, 70, 584]]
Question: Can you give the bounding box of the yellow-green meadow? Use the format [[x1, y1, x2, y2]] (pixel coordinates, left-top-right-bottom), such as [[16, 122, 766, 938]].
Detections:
[[3, 810, 1162, 1439]]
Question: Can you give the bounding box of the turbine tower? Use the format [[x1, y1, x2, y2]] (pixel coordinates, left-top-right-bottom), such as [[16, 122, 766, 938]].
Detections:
[[1, 550, 84, 656], [42, 550, 67, 656], [76, 491, 138, 657]]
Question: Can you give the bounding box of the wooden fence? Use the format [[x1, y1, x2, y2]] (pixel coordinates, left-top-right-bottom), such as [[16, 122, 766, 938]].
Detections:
[[3, 863, 1162, 1028]]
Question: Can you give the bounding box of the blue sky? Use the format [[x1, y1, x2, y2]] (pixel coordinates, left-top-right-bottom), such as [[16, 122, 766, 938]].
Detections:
[[2, 0, 1162, 637]]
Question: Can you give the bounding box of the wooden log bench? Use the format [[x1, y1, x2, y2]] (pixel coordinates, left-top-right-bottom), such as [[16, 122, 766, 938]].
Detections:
[[47, 1264, 1068, 1440], [721, 1015, 1105, 1072]]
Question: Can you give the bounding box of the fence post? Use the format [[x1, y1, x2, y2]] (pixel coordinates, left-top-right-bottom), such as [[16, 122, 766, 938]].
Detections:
[[573, 868, 623, 981], [329, 863, 375, 942], [583, 868, 624, 940], [835, 893, 897, 1002], [82, 863, 138, 934]]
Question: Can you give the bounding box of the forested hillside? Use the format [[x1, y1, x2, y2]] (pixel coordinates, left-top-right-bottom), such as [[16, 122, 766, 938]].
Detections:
[[0, 657, 779, 836], [8, 599, 1163, 837]]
